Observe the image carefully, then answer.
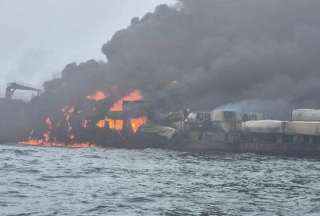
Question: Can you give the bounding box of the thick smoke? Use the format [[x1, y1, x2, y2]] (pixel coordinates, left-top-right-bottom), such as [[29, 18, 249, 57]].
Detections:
[[99, 0, 320, 119], [33, 0, 320, 121], [5, 0, 320, 144]]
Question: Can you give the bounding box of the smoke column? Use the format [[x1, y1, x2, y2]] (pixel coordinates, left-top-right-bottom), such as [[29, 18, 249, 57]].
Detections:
[[41, 0, 320, 120]]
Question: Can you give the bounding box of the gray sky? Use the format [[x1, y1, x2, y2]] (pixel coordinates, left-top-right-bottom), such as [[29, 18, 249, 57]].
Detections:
[[0, 0, 174, 91]]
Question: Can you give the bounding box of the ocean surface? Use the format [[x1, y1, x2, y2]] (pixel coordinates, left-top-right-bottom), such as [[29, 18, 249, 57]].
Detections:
[[0, 144, 320, 216]]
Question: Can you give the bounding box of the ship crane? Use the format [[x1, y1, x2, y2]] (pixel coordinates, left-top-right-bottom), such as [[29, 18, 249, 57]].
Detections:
[[5, 82, 41, 99]]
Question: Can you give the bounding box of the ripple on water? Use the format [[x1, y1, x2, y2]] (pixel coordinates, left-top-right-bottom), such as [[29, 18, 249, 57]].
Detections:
[[0, 144, 320, 216]]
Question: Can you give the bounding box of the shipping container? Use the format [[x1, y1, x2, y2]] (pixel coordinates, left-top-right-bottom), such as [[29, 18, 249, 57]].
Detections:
[[241, 120, 286, 134], [285, 121, 320, 136], [292, 109, 320, 121]]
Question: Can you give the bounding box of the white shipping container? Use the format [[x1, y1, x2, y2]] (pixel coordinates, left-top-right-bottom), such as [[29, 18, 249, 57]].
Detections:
[[285, 121, 320, 136], [241, 120, 286, 134], [292, 109, 320, 122]]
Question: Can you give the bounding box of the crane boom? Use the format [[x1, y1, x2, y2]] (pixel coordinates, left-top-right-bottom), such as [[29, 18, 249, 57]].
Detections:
[[5, 82, 41, 99]]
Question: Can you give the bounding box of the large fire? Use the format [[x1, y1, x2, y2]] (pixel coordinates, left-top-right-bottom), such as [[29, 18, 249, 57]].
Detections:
[[22, 117, 96, 148], [21, 89, 147, 148], [94, 90, 147, 132], [108, 89, 147, 133], [110, 90, 143, 112]]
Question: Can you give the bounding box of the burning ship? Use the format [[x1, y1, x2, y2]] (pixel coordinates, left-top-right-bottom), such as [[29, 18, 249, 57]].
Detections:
[[1, 1, 320, 157], [22, 89, 150, 148], [12, 83, 320, 157], [20, 86, 178, 149], [0, 81, 319, 157]]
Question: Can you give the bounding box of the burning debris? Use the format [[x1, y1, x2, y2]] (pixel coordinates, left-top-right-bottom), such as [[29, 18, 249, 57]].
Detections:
[[22, 89, 148, 148]]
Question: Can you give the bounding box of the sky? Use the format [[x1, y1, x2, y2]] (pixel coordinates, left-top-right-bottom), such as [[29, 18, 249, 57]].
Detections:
[[0, 0, 174, 94]]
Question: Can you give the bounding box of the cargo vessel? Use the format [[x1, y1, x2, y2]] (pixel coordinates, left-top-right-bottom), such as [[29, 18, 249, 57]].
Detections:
[[2, 81, 320, 157], [144, 109, 320, 156]]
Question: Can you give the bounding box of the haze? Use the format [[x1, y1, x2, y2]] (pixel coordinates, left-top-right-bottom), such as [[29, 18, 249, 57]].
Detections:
[[0, 0, 174, 91]]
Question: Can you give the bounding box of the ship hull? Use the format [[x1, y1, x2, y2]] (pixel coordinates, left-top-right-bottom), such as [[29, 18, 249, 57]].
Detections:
[[169, 130, 320, 156]]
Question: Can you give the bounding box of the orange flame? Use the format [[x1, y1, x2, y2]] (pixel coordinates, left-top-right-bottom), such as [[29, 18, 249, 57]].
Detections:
[[87, 90, 109, 101], [22, 116, 96, 148], [110, 90, 143, 112], [131, 116, 147, 133], [21, 140, 96, 148], [96, 120, 106, 128], [106, 118, 124, 131], [22, 89, 146, 147], [107, 89, 147, 133]]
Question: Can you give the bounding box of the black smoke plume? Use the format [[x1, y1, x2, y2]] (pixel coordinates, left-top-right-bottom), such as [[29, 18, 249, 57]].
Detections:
[[33, 0, 320, 121], [101, 0, 320, 119]]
